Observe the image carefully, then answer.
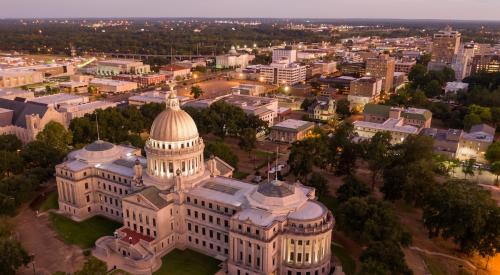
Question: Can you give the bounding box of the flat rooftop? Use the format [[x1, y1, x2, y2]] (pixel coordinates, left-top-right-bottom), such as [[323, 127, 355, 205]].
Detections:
[[29, 93, 86, 105], [354, 118, 420, 134], [272, 119, 314, 132]]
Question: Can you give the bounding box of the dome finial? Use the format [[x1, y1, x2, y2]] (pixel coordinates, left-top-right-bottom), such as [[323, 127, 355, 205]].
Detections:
[[166, 84, 180, 110]]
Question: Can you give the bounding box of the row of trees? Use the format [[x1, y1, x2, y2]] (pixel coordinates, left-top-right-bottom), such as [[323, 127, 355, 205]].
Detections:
[[0, 124, 75, 273], [288, 124, 499, 271]]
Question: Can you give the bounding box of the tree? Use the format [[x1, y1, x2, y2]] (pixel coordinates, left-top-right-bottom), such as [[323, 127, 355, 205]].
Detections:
[[423, 180, 500, 256], [462, 158, 475, 179], [307, 172, 328, 200], [485, 142, 500, 166], [360, 241, 413, 275], [288, 140, 315, 180], [336, 98, 351, 118], [74, 256, 107, 275], [423, 79, 442, 98], [0, 150, 24, 177], [22, 141, 64, 169], [0, 135, 22, 152], [36, 121, 73, 153], [358, 260, 390, 275], [336, 197, 410, 245], [190, 85, 204, 99], [204, 141, 239, 169], [300, 97, 314, 111], [491, 162, 500, 186], [238, 128, 257, 154], [336, 175, 371, 203], [0, 238, 32, 274], [328, 123, 359, 175], [363, 131, 392, 188]]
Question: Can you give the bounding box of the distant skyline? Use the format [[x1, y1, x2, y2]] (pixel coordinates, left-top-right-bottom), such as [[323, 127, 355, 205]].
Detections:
[[1, 0, 500, 21]]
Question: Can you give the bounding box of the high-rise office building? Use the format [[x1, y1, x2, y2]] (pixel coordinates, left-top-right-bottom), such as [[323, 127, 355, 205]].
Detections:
[[365, 54, 395, 93], [272, 46, 297, 64], [431, 27, 461, 65]]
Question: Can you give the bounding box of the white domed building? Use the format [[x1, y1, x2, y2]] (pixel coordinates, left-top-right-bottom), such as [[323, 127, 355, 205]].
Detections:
[[55, 91, 334, 275]]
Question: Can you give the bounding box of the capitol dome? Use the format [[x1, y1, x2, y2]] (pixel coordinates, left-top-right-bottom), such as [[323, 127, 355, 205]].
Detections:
[[145, 88, 205, 184], [149, 91, 199, 142]]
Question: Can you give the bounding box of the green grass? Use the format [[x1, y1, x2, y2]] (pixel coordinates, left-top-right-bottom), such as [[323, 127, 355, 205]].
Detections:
[[49, 213, 121, 249], [39, 191, 59, 212], [332, 244, 356, 275], [154, 249, 221, 275], [233, 170, 250, 180], [254, 150, 274, 159]]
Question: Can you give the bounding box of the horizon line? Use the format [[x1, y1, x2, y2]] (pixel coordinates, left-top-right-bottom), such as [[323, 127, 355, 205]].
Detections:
[[1, 16, 500, 23]]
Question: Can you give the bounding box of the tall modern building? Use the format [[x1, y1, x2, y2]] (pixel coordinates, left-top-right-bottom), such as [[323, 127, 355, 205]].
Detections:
[[431, 27, 461, 65], [451, 44, 475, 80], [272, 46, 297, 64], [365, 54, 395, 93], [55, 91, 334, 274], [260, 61, 307, 86]]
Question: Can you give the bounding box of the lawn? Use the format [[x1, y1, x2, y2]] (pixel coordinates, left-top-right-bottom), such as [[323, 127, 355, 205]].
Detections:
[[332, 244, 356, 275], [39, 191, 59, 212], [49, 213, 122, 249], [154, 249, 221, 275]]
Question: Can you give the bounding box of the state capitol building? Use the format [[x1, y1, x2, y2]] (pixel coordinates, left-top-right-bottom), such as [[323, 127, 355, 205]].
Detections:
[[55, 91, 334, 275]]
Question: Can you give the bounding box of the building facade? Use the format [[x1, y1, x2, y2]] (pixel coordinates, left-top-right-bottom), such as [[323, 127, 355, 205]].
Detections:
[[353, 104, 432, 144], [365, 54, 395, 93], [260, 62, 307, 86], [55, 92, 334, 274], [348, 77, 382, 112], [431, 27, 461, 65], [270, 119, 315, 143]]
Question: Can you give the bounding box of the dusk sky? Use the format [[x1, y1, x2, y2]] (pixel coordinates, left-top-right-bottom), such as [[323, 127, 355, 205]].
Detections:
[[1, 0, 499, 20]]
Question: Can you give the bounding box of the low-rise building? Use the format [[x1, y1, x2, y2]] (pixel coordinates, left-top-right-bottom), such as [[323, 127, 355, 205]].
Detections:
[[270, 119, 315, 143], [113, 74, 167, 87], [0, 70, 44, 88], [312, 61, 337, 75], [395, 60, 416, 74], [159, 65, 191, 80], [128, 90, 189, 106], [319, 76, 357, 94], [354, 104, 432, 143], [0, 98, 66, 143], [445, 81, 469, 94], [28, 93, 89, 108], [307, 96, 336, 121], [90, 78, 138, 94], [0, 88, 34, 100], [230, 84, 266, 96], [59, 101, 118, 120], [185, 94, 278, 127], [96, 60, 151, 76], [457, 124, 495, 163], [216, 46, 251, 69], [59, 81, 89, 94], [422, 124, 495, 163], [348, 77, 382, 112]]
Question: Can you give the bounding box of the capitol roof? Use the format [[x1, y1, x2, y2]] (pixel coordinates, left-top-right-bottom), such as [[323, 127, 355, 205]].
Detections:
[[149, 91, 199, 142]]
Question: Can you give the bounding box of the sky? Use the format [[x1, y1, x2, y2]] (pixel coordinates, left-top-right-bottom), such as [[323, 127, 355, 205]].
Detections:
[[1, 0, 499, 21]]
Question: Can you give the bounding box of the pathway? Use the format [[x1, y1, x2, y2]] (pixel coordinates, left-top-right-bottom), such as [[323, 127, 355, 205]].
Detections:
[[13, 206, 86, 275], [408, 246, 478, 271]]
